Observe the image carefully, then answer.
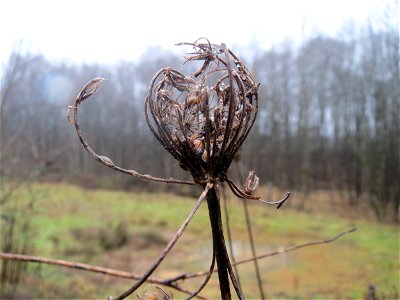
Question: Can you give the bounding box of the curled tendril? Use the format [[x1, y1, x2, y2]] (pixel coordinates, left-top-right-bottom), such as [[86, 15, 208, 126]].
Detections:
[[67, 77, 195, 186]]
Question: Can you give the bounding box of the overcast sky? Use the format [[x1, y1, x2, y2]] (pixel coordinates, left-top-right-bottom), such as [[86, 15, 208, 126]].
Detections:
[[0, 0, 397, 66]]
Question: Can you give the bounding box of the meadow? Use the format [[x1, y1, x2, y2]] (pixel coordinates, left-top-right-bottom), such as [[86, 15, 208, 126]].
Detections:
[[1, 182, 398, 299]]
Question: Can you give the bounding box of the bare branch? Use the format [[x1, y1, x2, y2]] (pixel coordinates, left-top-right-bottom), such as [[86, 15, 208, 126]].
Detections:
[[233, 227, 358, 267], [67, 78, 195, 186], [0, 252, 141, 279], [166, 227, 357, 281], [0, 252, 207, 299]]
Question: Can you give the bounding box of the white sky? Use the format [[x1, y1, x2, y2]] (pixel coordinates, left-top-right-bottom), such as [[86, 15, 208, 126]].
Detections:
[[0, 0, 397, 66]]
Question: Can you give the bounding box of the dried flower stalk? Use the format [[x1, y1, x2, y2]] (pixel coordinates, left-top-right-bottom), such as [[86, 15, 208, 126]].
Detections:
[[0, 39, 360, 300], [66, 39, 291, 300]]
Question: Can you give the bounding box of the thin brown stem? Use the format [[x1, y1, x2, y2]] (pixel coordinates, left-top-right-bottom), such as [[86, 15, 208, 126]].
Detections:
[[221, 186, 241, 289], [0, 252, 205, 299], [206, 185, 231, 300], [237, 164, 265, 299], [167, 227, 357, 281], [206, 184, 244, 300], [233, 227, 358, 267], [224, 248, 244, 300], [242, 199, 265, 298]]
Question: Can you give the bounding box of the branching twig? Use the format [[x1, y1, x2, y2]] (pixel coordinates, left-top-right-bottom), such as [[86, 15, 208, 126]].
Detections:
[[165, 227, 357, 281], [0, 252, 204, 299], [233, 227, 358, 267], [0, 252, 141, 279]]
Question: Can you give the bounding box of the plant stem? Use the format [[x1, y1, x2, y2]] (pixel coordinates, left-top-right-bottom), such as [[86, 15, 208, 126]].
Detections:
[[222, 186, 242, 289], [206, 185, 231, 300], [237, 164, 265, 299]]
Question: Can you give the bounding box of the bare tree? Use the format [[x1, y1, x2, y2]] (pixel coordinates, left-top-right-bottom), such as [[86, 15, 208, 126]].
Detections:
[[0, 48, 71, 292]]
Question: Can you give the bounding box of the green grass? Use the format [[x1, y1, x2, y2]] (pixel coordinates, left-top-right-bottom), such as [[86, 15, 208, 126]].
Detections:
[[1, 182, 399, 299]]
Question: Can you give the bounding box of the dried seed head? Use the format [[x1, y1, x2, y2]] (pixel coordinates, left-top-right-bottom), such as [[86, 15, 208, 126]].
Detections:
[[145, 39, 259, 184]]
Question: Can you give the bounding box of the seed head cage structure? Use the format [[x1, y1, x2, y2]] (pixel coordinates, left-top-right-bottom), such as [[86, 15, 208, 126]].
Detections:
[[67, 39, 291, 300], [145, 40, 259, 184]]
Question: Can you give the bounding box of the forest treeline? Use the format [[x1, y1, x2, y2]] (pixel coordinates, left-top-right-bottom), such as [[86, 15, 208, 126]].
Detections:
[[1, 23, 399, 221]]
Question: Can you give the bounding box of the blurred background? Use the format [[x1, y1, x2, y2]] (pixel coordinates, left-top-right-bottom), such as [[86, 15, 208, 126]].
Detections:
[[1, 0, 399, 299]]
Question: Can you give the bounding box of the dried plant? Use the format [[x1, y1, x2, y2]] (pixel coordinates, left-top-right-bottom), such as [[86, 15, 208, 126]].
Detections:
[[67, 39, 290, 299], [66, 39, 293, 300], [0, 38, 356, 300], [145, 40, 259, 185]]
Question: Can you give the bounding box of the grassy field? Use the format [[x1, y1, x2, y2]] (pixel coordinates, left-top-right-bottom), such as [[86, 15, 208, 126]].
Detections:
[[1, 182, 399, 299]]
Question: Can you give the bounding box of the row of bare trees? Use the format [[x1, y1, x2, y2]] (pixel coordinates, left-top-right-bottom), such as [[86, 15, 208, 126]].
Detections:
[[243, 23, 399, 220], [1, 23, 398, 221]]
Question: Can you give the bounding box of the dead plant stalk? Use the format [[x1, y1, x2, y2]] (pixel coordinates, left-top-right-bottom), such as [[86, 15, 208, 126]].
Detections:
[[0, 39, 357, 300]]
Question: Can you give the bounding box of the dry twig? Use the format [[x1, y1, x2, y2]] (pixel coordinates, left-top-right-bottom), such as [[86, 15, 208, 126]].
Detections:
[[0, 252, 207, 299], [164, 227, 358, 282]]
